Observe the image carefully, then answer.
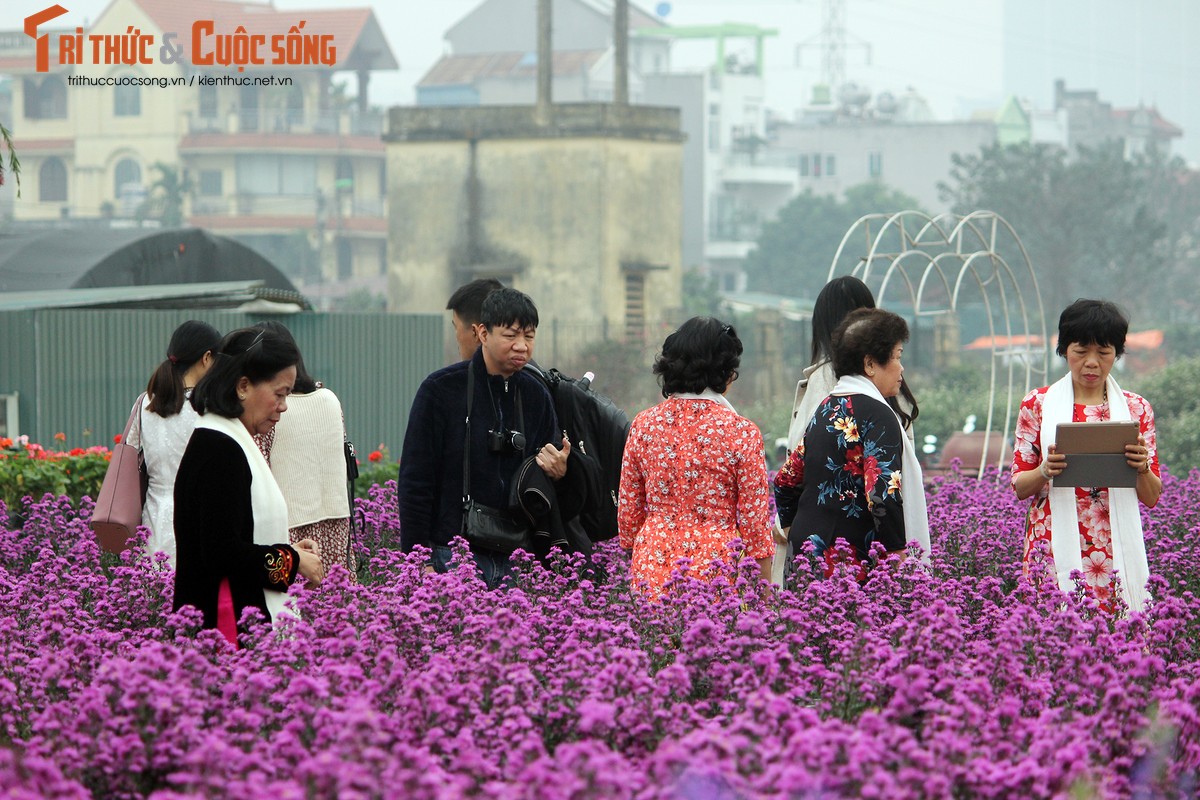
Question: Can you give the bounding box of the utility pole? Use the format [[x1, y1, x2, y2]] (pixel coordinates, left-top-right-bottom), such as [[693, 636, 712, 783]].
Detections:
[[794, 0, 871, 93], [536, 0, 553, 124], [614, 0, 628, 105]]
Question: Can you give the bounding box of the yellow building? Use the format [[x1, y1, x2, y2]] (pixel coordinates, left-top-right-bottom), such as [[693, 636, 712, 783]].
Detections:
[[385, 103, 684, 361], [1, 0, 397, 298]]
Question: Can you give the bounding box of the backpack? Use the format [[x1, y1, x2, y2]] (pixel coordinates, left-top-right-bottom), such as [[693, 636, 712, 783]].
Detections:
[[526, 364, 630, 542]]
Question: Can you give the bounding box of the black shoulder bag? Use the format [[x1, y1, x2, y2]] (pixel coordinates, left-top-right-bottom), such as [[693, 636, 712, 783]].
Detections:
[[461, 362, 533, 554]]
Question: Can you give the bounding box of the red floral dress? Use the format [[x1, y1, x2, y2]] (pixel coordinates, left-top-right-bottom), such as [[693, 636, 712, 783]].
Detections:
[[1010, 387, 1158, 607], [617, 397, 773, 595]]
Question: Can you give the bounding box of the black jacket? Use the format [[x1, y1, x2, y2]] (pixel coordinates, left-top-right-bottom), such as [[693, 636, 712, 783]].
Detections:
[[173, 428, 300, 631], [398, 349, 558, 552]]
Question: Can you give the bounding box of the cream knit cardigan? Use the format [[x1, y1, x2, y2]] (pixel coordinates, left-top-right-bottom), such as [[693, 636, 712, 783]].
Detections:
[[269, 388, 351, 528]]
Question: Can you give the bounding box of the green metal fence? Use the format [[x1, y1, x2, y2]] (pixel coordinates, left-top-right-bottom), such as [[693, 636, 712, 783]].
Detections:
[[0, 309, 443, 457]]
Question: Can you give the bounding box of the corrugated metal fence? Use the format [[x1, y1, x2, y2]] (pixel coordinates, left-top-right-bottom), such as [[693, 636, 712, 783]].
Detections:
[[0, 309, 443, 456]]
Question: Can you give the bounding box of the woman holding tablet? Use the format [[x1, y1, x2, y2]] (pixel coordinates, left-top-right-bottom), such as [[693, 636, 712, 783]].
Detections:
[[1010, 299, 1162, 612]]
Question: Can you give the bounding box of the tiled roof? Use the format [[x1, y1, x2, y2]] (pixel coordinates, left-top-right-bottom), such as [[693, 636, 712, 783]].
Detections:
[[106, 0, 396, 70], [419, 50, 606, 87], [1110, 106, 1183, 138], [577, 0, 665, 29]]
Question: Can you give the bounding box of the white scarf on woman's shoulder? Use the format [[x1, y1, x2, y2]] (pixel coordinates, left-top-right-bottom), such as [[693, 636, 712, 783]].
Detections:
[[1040, 373, 1148, 612], [830, 374, 930, 562], [195, 414, 295, 622]]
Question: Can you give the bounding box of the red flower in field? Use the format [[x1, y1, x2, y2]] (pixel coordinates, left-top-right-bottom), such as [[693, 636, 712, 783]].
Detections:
[[69, 448, 86, 456], [368, 450, 383, 463], [54, 432, 66, 442], [113, 434, 122, 444], [0, 437, 12, 448]]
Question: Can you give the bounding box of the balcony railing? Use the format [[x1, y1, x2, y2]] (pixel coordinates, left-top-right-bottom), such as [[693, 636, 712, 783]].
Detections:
[[187, 109, 385, 138], [191, 194, 386, 218]]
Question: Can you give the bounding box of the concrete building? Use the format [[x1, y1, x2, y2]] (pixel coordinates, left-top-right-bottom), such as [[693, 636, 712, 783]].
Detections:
[[640, 24, 778, 293], [0, 0, 398, 304], [1001, 0, 1199, 164], [993, 80, 1181, 159], [417, 0, 667, 107], [768, 114, 995, 213], [415, 0, 777, 294], [384, 104, 684, 359]]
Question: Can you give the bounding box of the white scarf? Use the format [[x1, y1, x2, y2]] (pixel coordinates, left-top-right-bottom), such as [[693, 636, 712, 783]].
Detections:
[[1040, 373, 1149, 612], [831, 374, 931, 562], [195, 414, 296, 623]]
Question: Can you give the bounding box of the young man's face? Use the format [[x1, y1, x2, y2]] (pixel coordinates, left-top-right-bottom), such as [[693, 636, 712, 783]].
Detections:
[[478, 322, 536, 377], [451, 311, 479, 362]]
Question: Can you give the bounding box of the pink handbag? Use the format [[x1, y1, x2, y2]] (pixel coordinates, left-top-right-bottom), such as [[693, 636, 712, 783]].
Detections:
[[91, 394, 148, 553]]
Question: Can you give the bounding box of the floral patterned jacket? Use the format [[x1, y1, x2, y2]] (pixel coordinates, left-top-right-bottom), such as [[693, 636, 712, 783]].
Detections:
[[774, 393, 906, 558], [617, 397, 773, 594]]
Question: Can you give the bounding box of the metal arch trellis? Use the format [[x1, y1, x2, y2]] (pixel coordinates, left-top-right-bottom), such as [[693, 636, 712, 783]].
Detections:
[[826, 210, 1050, 479]]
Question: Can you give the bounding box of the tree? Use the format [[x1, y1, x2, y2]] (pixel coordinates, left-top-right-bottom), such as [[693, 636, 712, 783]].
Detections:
[[938, 141, 1190, 322], [0, 122, 19, 196], [144, 162, 193, 228], [681, 268, 723, 317], [742, 182, 923, 300]]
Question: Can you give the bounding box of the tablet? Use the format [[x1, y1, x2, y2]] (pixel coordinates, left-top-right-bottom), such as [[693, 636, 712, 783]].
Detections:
[[1054, 421, 1139, 488]]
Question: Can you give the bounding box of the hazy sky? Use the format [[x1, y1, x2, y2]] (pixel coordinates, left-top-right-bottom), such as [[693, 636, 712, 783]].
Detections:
[[6, 0, 1005, 119], [6, 0, 1195, 162]]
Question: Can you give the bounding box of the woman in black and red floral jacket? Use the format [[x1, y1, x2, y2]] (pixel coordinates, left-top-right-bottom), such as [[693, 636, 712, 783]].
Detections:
[[774, 308, 929, 580]]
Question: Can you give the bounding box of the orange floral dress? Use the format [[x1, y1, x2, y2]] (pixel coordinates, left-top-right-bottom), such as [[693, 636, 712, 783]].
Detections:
[[617, 397, 773, 594], [1010, 387, 1159, 608]]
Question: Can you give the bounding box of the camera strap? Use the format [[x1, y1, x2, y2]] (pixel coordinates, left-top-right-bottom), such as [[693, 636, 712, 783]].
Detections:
[[463, 359, 525, 506]]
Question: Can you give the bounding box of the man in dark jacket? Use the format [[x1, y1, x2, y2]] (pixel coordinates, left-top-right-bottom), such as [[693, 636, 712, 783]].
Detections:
[[398, 288, 569, 587]]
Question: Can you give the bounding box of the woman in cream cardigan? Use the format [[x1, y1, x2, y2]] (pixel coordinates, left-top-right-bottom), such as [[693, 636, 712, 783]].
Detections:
[[253, 322, 353, 578]]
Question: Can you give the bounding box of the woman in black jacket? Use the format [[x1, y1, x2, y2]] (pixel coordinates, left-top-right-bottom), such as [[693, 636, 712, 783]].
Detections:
[[173, 327, 324, 643]]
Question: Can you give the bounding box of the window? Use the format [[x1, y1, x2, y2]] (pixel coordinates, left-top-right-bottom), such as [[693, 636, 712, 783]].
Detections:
[[0, 393, 18, 439], [825, 155, 836, 176], [198, 85, 218, 118], [799, 154, 810, 177], [38, 158, 67, 202], [236, 155, 316, 196], [336, 156, 354, 187], [114, 82, 140, 116], [708, 103, 721, 152], [812, 153, 822, 178], [239, 84, 259, 131], [285, 85, 304, 127], [624, 273, 646, 341], [113, 158, 141, 199], [23, 76, 66, 119], [868, 152, 882, 178], [336, 238, 353, 280], [198, 169, 222, 196]]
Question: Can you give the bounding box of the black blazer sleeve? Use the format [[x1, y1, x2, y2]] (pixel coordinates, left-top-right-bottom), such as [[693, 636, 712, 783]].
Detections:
[[398, 378, 443, 553]]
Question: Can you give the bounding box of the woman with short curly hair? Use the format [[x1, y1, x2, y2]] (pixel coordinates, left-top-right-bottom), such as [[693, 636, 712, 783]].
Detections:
[[617, 317, 773, 595]]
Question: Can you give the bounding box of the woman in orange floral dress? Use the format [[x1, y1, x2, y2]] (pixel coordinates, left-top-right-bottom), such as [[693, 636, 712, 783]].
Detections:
[[1011, 299, 1162, 613], [617, 317, 773, 595]]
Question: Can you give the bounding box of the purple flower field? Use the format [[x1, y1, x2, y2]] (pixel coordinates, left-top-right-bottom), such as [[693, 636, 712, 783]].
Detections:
[[1, 471, 1198, 799]]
